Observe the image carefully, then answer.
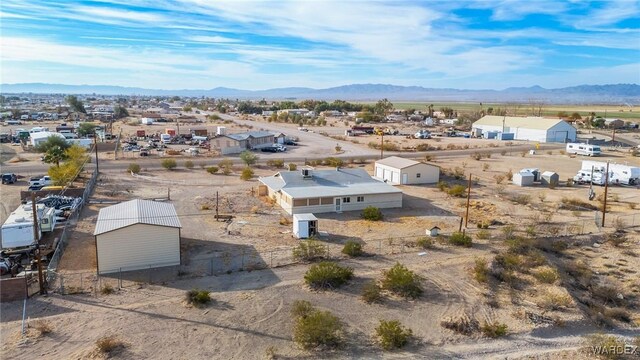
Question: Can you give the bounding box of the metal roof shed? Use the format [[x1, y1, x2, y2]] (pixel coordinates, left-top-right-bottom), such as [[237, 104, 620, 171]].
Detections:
[[94, 199, 182, 274], [374, 156, 440, 185], [513, 172, 535, 186], [541, 171, 560, 187]]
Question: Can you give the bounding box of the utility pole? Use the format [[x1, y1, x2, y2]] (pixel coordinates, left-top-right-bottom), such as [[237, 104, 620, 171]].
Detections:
[[31, 192, 46, 295], [465, 173, 472, 228], [380, 133, 384, 159], [216, 191, 219, 221], [94, 132, 99, 174], [602, 161, 610, 227]]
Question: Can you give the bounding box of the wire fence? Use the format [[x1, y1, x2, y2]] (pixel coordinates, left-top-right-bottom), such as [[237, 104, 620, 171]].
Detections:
[[45, 167, 98, 290]]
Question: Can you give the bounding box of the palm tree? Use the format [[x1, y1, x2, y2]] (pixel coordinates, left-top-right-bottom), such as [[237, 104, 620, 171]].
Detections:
[[43, 146, 67, 167]]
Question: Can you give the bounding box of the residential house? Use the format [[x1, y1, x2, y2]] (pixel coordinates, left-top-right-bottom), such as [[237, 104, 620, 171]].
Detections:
[[212, 131, 275, 154]]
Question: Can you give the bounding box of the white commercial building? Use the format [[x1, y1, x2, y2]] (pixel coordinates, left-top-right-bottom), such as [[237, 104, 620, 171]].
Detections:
[[94, 199, 182, 274], [374, 156, 440, 185], [472, 116, 577, 143]]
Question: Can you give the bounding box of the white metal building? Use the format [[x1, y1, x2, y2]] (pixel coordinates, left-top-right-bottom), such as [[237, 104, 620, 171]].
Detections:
[[293, 213, 318, 239], [374, 156, 440, 185], [259, 168, 402, 215], [472, 116, 577, 143], [30, 131, 66, 147], [94, 199, 182, 274]]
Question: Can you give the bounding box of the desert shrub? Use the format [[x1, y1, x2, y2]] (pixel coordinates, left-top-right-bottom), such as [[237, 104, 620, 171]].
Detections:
[[591, 284, 625, 306], [603, 307, 632, 323], [453, 167, 465, 180], [293, 309, 343, 350], [475, 229, 490, 240], [494, 252, 523, 271], [361, 281, 382, 304], [436, 180, 449, 191], [184, 160, 194, 169], [266, 159, 285, 168], [424, 154, 435, 161], [292, 240, 326, 262], [449, 232, 472, 247], [505, 170, 513, 181], [416, 237, 434, 249], [341, 240, 363, 257], [161, 158, 177, 170], [240, 150, 259, 166], [447, 184, 467, 197], [480, 322, 508, 338], [206, 166, 219, 174], [494, 174, 505, 184], [533, 266, 559, 284], [538, 289, 573, 310], [362, 206, 383, 221], [375, 320, 413, 350], [441, 314, 479, 335], [381, 263, 423, 299], [560, 197, 599, 211], [96, 335, 126, 354], [502, 225, 516, 240], [606, 232, 628, 247], [482, 163, 490, 171], [304, 262, 354, 290], [240, 167, 254, 180], [288, 163, 297, 171], [471, 152, 483, 160], [127, 163, 141, 174], [291, 300, 314, 318], [219, 159, 233, 175], [186, 288, 211, 307], [101, 284, 115, 295], [324, 157, 344, 167], [473, 258, 490, 283], [511, 194, 531, 205], [201, 204, 211, 210], [585, 334, 627, 359], [33, 320, 53, 335]]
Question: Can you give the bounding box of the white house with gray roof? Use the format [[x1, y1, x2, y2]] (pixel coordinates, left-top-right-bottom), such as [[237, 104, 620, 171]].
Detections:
[[94, 199, 182, 274], [472, 116, 576, 143], [259, 167, 402, 215], [212, 131, 275, 154]]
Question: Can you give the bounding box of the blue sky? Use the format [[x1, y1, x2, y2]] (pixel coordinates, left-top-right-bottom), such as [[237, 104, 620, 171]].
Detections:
[[1, 0, 639, 90]]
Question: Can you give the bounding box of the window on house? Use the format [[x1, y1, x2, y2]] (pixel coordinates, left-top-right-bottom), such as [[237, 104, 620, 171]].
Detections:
[[416, 173, 421, 178], [308, 198, 320, 206], [343, 197, 351, 203], [320, 197, 333, 205], [357, 196, 364, 202], [293, 199, 307, 207]]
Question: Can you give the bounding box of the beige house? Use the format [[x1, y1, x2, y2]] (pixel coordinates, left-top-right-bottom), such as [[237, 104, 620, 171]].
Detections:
[[374, 156, 440, 185], [259, 167, 402, 215], [212, 131, 275, 155], [93, 199, 182, 274]]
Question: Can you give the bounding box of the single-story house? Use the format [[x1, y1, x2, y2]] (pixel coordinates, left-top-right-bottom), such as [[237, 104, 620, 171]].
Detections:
[[374, 156, 440, 185], [93, 199, 182, 274], [30, 131, 66, 147], [211, 131, 275, 155], [472, 116, 577, 143], [259, 167, 402, 215], [603, 118, 625, 129]]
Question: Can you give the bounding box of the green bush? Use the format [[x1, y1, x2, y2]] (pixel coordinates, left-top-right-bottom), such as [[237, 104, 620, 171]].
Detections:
[[186, 288, 211, 307], [481, 322, 508, 338], [447, 185, 467, 197], [266, 159, 285, 168], [361, 281, 382, 304], [375, 320, 413, 350], [293, 309, 343, 350], [240, 150, 258, 166], [292, 240, 326, 262], [184, 160, 194, 169], [380, 263, 423, 299], [341, 240, 363, 257], [416, 237, 434, 249], [127, 163, 141, 174], [206, 166, 219, 174], [291, 300, 314, 318], [304, 262, 354, 290], [240, 167, 254, 180], [161, 158, 177, 170], [362, 206, 383, 221], [473, 258, 489, 283], [288, 163, 297, 171], [324, 157, 344, 167], [449, 232, 472, 247], [532, 266, 559, 284]]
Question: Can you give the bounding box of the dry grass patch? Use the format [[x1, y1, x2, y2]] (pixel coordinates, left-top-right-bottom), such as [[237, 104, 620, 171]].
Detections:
[[96, 335, 126, 355], [33, 320, 53, 336], [538, 288, 574, 311], [532, 266, 560, 284], [441, 314, 479, 335]]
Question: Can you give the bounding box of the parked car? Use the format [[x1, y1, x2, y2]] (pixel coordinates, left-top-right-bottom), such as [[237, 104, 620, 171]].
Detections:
[[273, 144, 287, 152], [140, 149, 149, 156], [284, 140, 298, 146], [29, 176, 52, 187], [261, 146, 279, 153], [1, 173, 17, 184]]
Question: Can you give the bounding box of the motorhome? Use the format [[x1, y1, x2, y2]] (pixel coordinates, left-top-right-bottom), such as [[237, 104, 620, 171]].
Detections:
[[1, 203, 56, 249], [581, 160, 640, 185], [566, 143, 601, 156]]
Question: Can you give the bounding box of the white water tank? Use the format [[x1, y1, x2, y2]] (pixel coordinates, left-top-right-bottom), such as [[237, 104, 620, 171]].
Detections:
[[217, 126, 227, 136]]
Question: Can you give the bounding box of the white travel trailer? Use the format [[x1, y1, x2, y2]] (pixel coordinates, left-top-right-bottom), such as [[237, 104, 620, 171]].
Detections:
[[581, 160, 640, 185], [1, 203, 56, 250], [566, 143, 601, 156]]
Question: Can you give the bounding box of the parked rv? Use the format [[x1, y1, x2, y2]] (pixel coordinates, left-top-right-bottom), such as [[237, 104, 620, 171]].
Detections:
[[580, 160, 640, 185], [566, 143, 601, 156]]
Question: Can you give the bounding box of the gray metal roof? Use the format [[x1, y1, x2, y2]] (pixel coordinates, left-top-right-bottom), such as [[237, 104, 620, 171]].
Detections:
[[226, 131, 274, 141], [259, 168, 402, 199], [94, 199, 182, 235], [473, 115, 571, 131], [376, 156, 425, 169]]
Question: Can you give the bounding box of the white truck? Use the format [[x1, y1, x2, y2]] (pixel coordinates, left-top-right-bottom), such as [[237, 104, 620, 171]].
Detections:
[[160, 133, 172, 144], [29, 176, 53, 187], [566, 143, 601, 156], [1, 203, 56, 250], [573, 169, 606, 185], [579, 160, 640, 185]]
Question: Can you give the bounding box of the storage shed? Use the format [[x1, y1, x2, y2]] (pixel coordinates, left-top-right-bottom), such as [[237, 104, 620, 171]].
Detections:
[[541, 171, 560, 187], [513, 172, 535, 186], [293, 213, 318, 239], [374, 156, 440, 185], [93, 199, 182, 274], [472, 116, 576, 143]]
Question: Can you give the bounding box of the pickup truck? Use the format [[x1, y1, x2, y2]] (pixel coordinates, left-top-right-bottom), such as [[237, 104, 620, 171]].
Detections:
[[2, 173, 17, 184], [29, 176, 53, 187]]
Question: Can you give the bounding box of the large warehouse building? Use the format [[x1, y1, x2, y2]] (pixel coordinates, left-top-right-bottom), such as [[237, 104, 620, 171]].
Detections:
[[472, 116, 577, 143], [94, 199, 182, 274]]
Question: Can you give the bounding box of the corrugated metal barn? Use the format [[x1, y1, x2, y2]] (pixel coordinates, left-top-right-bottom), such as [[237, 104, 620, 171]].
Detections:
[[472, 116, 577, 143], [94, 199, 182, 274]]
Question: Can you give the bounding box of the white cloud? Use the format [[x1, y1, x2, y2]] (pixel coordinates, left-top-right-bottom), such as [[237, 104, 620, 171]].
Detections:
[[187, 35, 240, 43]]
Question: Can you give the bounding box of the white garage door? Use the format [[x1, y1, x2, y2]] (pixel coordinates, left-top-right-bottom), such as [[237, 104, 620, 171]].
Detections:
[[376, 166, 383, 178], [391, 171, 399, 183]]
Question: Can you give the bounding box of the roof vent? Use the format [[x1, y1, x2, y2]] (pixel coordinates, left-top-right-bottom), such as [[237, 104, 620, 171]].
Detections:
[[301, 166, 313, 179], [15, 217, 25, 222]]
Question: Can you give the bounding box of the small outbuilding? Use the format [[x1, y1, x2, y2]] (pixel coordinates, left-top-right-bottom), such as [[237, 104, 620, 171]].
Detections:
[[293, 213, 318, 239], [513, 172, 535, 187], [541, 171, 560, 187], [94, 199, 182, 274], [374, 156, 440, 185]]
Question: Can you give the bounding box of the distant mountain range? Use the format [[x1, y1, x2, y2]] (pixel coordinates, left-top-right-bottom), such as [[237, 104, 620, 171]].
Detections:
[[1, 83, 639, 104]]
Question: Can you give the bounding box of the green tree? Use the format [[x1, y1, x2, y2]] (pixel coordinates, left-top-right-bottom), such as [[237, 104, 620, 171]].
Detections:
[[76, 123, 97, 137], [239, 150, 258, 166], [114, 105, 129, 119], [36, 135, 70, 153], [374, 98, 393, 115], [43, 146, 67, 167], [65, 95, 86, 113]]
